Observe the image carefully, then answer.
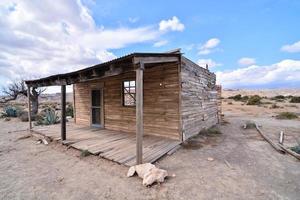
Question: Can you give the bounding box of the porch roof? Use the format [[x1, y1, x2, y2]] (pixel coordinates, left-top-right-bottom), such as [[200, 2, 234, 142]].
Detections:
[[25, 52, 181, 87]]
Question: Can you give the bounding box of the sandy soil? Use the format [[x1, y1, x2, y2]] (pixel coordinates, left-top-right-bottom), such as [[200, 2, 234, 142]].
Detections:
[[222, 88, 300, 98], [0, 100, 300, 199]]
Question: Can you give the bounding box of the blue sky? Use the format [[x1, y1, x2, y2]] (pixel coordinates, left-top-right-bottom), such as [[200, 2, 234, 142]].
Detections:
[[0, 0, 300, 92]]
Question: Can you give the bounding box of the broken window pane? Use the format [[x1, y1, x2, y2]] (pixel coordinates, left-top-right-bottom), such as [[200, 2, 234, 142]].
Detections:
[[123, 80, 136, 106]]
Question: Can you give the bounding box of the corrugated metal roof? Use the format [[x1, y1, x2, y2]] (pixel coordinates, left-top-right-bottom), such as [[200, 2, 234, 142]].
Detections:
[[25, 52, 181, 85]]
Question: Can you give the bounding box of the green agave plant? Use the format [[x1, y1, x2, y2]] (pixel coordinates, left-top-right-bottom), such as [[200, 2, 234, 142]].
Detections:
[[3, 106, 18, 117], [42, 108, 60, 125]]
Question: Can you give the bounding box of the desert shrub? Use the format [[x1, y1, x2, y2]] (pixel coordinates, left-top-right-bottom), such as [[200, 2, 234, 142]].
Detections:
[[275, 99, 284, 102], [40, 102, 59, 110], [228, 94, 242, 101], [246, 95, 262, 105], [2, 106, 23, 117], [270, 104, 280, 109], [227, 102, 233, 105], [290, 96, 300, 103], [35, 108, 60, 125], [200, 125, 222, 135], [262, 101, 272, 104], [80, 150, 91, 157], [290, 145, 300, 154], [19, 111, 29, 122], [66, 103, 74, 118], [274, 95, 285, 99], [276, 112, 298, 120], [241, 95, 249, 102], [286, 104, 298, 108], [243, 121, 256, 129]]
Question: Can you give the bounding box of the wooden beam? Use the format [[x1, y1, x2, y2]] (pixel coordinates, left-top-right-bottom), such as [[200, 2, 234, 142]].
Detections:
[[61, 85, 66, 141], [136, 62, 144, 165], [27, 86, 32, 130], [73, 84, 76, 123], [133, 56, 179, 65]]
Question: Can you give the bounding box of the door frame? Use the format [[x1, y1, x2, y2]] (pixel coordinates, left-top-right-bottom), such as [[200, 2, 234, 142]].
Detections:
[[90, 84, 104, 128]]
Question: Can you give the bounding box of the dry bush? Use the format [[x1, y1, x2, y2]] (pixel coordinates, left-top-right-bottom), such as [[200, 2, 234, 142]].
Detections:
[[270, 104, 280, 109], [247, 95, 262, 105], [242, 121, 256, 129], [276, 112, 298, 120], [290, 96, 300, 103], [200, 125, 222, 135], [80, 150, 91, 157]]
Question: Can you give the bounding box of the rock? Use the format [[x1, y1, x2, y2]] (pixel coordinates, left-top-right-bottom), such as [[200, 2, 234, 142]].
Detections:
[[142, 167, 168, 186], [207, 157, 214, 161], [127, 163, 156, 178], [4, 117, 11, 121], [127, 163, 169, 186]]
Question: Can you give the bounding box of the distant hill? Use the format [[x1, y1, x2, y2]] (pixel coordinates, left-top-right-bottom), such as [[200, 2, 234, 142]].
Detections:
[[0, 93, 73, 103], [222, 88, 300, 98]]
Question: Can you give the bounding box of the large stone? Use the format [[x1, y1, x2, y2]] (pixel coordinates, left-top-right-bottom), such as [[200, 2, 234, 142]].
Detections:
[[127, 163, 168, 186]]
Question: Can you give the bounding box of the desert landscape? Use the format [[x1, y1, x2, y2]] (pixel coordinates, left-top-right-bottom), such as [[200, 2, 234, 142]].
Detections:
[[1, 1, 299, 199], [0, 89, 299, 199]]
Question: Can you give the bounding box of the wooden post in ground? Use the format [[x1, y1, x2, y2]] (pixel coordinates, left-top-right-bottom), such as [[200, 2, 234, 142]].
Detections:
[[136, 62, 144, 165], [27, 86, 32, 130], [61, 85, 66, 141]]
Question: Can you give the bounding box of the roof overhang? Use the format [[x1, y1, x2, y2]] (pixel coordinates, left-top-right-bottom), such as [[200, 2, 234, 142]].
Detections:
[[25, 52, 180, 87]]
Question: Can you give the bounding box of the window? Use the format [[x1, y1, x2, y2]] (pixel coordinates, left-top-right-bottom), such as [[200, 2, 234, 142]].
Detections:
[[123, 80, 136, 106]]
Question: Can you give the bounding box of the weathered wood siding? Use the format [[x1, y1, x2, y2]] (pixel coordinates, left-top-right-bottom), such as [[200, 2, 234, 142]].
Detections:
[[74, 63, 180, 140], [180, 56, 218, 140]]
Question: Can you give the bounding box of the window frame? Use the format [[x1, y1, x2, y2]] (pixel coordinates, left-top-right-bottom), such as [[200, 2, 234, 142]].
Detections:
[[122, 80, 136, 107]]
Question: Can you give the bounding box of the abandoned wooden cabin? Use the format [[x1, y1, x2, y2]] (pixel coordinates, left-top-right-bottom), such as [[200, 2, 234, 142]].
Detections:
[[25, 50, 220, 166]]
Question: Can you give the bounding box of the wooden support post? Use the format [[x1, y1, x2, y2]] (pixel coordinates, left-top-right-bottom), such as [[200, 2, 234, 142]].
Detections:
[[136, 62, 144, 165], [27, 86, 32, 130], [61, 85, 66, 141]]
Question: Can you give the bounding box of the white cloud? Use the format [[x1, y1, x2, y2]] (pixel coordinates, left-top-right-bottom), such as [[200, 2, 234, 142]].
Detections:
[[128, 17, 139, 23], [281, 41, 300, 53], [0, 0, 168, 85], [197, 59, 222, 68], [153, 40, 168, 47], [216, 59, 300, 88], [198, 38, 220, 55], [238, 57, 256, 66], [159, 16, 184, 32]]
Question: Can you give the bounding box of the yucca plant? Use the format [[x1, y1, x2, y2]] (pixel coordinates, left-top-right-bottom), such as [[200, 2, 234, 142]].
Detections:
[[35, 107, 60, 125], [43, 108, 60, 125]]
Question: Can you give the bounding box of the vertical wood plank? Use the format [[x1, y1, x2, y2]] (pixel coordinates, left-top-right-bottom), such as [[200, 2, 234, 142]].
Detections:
[[73, 84, 76, 123], [136, 62, 144, 164], [61, 85, 66, 141], [27, 86, 32, 130]]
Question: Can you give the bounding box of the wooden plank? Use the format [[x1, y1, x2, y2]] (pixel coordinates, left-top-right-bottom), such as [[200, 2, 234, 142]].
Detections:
[[147, 142, 180, 163], [61, 85, 66, 141], [136, 64, 144, 164], [74, 63, 181, 140], [118, 136, 163, 164], [133, 56, 178, 65], [124, 139, 170, 166], [27, 87, 32, 130], [32, 122, 180, 166]]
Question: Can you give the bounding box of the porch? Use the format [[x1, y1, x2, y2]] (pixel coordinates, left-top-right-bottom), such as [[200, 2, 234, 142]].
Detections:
[[25, 51, 181, 165], [32, 122, 181, 166]]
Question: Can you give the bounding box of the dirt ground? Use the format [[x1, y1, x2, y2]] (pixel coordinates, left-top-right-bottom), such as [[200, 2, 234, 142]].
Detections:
[[0, 99, 300, 199]]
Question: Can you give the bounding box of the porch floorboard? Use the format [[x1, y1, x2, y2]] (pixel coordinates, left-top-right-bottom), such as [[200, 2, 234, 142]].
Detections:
[[32, 122, 181, 166]]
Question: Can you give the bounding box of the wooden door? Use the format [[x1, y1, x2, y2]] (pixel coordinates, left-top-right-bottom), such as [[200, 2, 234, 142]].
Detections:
[[91, 89, 103, 127]]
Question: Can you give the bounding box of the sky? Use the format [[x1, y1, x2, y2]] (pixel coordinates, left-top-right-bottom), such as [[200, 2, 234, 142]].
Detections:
[[0, 0, 300, 93]]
